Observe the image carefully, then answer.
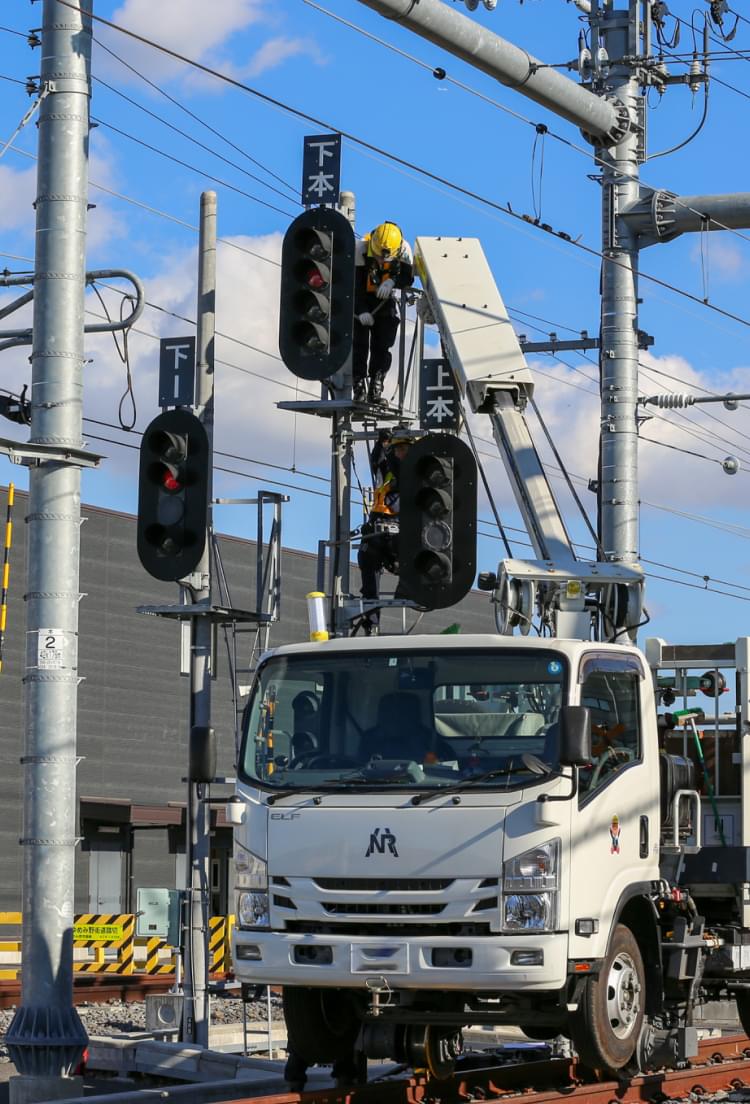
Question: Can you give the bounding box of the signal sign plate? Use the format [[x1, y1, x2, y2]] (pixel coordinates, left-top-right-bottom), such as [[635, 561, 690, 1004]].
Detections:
[[302, 133, 341, 206]]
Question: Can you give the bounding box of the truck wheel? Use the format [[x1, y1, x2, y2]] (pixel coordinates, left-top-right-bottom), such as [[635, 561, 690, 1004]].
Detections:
[[569, 923, 645, 1072], [735, 990, 750, 1038], [282, 987, 360, 1065]]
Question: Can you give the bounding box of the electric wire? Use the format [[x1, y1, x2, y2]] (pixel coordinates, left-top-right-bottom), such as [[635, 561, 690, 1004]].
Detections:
[[92, 35, 298, 197], [48, 0, 750, 334], [92, 76, 300, 205], [3, 142, 283, 269], [91, 116, 297, 219], [77, 416, 750, 604], [302, 0, 750, 252], [507, 306, 750, 456]]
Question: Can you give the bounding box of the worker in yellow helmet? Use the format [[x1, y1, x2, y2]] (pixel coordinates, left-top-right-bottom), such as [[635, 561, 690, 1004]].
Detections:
[[353, 221, 414, 406]]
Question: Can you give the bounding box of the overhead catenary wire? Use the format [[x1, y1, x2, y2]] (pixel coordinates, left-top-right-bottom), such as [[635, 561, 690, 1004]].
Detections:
[[91, 115, 297, 219], [74, 422, 750, 606], [302, 0, 750, 253], [45, 0, 750, 335], [92, 76, 300, 205], [92, 35, 298, 197]]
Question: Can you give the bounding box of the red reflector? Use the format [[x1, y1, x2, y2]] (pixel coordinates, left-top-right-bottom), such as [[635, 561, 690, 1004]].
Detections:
[[162, 472, 182, 492], [574, 963, 591, 973]]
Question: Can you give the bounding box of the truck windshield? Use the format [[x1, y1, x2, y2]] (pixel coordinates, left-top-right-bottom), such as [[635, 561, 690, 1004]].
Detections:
[[239, 649, 566, 792]]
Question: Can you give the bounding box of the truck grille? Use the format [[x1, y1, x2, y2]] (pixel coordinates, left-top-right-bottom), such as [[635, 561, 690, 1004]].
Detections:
[[315, 878, 453, 892], [271, 875, 501, 934], [323, 902, 445, 916], [285, 920, 493, 937]]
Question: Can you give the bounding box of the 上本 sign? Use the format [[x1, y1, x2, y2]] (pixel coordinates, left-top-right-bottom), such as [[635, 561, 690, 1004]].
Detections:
[[302, 133, 341, 206], [420, 359, 460, 430]]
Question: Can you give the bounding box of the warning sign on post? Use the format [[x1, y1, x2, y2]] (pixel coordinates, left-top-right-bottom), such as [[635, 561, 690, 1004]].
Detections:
[[74, 922, 125, 941]]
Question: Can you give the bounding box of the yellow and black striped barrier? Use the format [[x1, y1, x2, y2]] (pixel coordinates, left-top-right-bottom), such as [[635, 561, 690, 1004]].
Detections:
[[209, 915, 234, 974], [142, 936, 176, 975], [73, 913, 135, 975], [0, 912, 235, 979], [0, 483, 14, 675], [0, 911, 22, 980]]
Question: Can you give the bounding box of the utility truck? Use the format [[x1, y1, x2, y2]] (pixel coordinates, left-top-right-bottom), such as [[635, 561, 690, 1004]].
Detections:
[[230, 239, 750, 1077]]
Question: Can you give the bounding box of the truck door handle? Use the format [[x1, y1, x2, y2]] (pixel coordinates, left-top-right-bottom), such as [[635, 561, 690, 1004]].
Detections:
[[639, 815, 649, 858]]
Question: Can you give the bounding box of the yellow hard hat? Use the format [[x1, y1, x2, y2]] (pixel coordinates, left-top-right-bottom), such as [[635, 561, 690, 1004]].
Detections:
[[369, 221, 403, 261]]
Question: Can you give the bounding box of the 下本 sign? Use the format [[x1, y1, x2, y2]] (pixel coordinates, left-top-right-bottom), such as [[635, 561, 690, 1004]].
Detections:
[[420, 359, 460, 430], [302, 133, 341, 206]]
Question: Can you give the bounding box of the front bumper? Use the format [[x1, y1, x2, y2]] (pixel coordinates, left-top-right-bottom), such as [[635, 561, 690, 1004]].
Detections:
[[233, 928, 568, 991]]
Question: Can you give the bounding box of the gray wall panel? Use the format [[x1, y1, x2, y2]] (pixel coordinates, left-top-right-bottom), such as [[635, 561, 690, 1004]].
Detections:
[[0, 487, 496, 909]]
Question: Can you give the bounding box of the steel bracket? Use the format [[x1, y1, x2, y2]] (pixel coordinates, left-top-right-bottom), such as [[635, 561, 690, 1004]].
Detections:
[[0, 436, 102, 468]]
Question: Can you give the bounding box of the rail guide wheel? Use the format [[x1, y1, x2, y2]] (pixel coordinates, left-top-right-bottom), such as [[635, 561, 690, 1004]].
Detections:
[[405, 1024, 464, 1079]]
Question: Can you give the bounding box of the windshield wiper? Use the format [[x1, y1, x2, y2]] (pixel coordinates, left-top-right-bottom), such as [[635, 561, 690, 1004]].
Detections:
[[266, 784, 323, 805], [412, 758, 549, 806]]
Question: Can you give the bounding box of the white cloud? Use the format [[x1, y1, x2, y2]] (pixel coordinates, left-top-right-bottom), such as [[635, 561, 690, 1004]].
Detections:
[[111, 0, 266, 59], [0, 162, 36, 237], [245, 36, 326, 79], [77, 232, 332, 499], [690, 237, 745, 283]]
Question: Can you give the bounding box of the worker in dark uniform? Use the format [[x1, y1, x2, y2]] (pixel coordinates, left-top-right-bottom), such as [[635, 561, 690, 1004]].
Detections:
[[356, 427, 412, 633], [353, 221, 414, 406]]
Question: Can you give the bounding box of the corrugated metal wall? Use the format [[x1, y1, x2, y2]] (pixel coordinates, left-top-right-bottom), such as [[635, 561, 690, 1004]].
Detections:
[[0, 486, 495, 910]]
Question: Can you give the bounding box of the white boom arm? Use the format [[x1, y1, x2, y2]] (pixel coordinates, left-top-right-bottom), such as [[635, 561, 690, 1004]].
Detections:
[[415, 236, 576, 566], [415, 236, 643, 640]]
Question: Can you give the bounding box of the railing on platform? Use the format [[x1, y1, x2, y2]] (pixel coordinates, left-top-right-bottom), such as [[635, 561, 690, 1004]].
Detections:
[[0, 912, 235, 980]]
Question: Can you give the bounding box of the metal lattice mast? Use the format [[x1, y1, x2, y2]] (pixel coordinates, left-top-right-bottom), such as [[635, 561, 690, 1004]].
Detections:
[[5, 0, 91, 1094]]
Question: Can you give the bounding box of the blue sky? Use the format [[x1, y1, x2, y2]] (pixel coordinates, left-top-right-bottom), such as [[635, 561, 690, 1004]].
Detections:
[[0, 0, 749, 645]]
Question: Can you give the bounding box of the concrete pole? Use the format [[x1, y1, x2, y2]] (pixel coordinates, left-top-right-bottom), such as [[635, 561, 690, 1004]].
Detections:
[[597, 7, 641, 565], [5, 2, 91, 1099], [182, 192, 216, 1047]]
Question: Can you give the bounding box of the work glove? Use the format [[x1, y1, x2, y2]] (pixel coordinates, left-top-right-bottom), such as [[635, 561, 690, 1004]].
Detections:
[[376, 278, 395, 300], [357, 311, 374, 326]]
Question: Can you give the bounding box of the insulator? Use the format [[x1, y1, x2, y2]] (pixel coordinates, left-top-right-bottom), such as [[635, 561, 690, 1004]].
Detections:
[[652, 393, 695, 409]]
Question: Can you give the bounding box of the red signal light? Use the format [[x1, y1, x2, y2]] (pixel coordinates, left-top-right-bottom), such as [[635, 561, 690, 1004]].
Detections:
[[305, 267, 327, 290], [162, 469, 182, 493]]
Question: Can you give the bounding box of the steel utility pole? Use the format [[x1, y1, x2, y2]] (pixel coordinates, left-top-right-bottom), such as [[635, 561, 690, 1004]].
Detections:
[[5, 1, 91, 1100], [355, 0, 750, 576], [596, 2, 642, 565], [182, 192, 217, 1047]]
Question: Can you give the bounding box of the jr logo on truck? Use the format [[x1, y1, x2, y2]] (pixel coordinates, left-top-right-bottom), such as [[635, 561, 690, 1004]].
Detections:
[[366, 827, 399, 857]]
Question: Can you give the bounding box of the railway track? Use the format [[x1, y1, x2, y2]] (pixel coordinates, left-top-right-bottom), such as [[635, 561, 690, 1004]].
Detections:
[[214, 1034, 750, 1104], [0, 975, 181, 1009]]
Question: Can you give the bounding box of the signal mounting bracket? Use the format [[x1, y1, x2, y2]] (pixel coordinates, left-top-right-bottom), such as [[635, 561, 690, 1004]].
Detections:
[[0, 436, 103, 469]]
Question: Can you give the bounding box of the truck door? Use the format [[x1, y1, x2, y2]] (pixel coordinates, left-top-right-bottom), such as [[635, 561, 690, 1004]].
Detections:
[[568, 655, 657, 959]]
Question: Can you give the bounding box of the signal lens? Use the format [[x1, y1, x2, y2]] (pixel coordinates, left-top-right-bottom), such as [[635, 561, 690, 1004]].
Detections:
[[162, 471, 182, 493], [306, 267, 327, 291]]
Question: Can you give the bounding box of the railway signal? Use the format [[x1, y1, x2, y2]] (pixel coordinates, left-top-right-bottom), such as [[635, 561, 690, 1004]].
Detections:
[[137, 408, 209, 582], [398, 434, 477, 610], [278, 207, 356, 380]]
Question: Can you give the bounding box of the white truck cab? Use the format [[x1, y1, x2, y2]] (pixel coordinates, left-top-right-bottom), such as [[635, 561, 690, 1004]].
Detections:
[[231, 633, 665, 1075]]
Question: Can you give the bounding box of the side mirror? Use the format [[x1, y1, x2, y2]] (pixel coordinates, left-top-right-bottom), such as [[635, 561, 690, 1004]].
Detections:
[[559, 706, 591, 766]]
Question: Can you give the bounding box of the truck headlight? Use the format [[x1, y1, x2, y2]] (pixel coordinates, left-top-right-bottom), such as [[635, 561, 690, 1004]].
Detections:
[[503, 839, 560, 933], [237, 890, 270, 930], [235, 845, 269, 929]]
